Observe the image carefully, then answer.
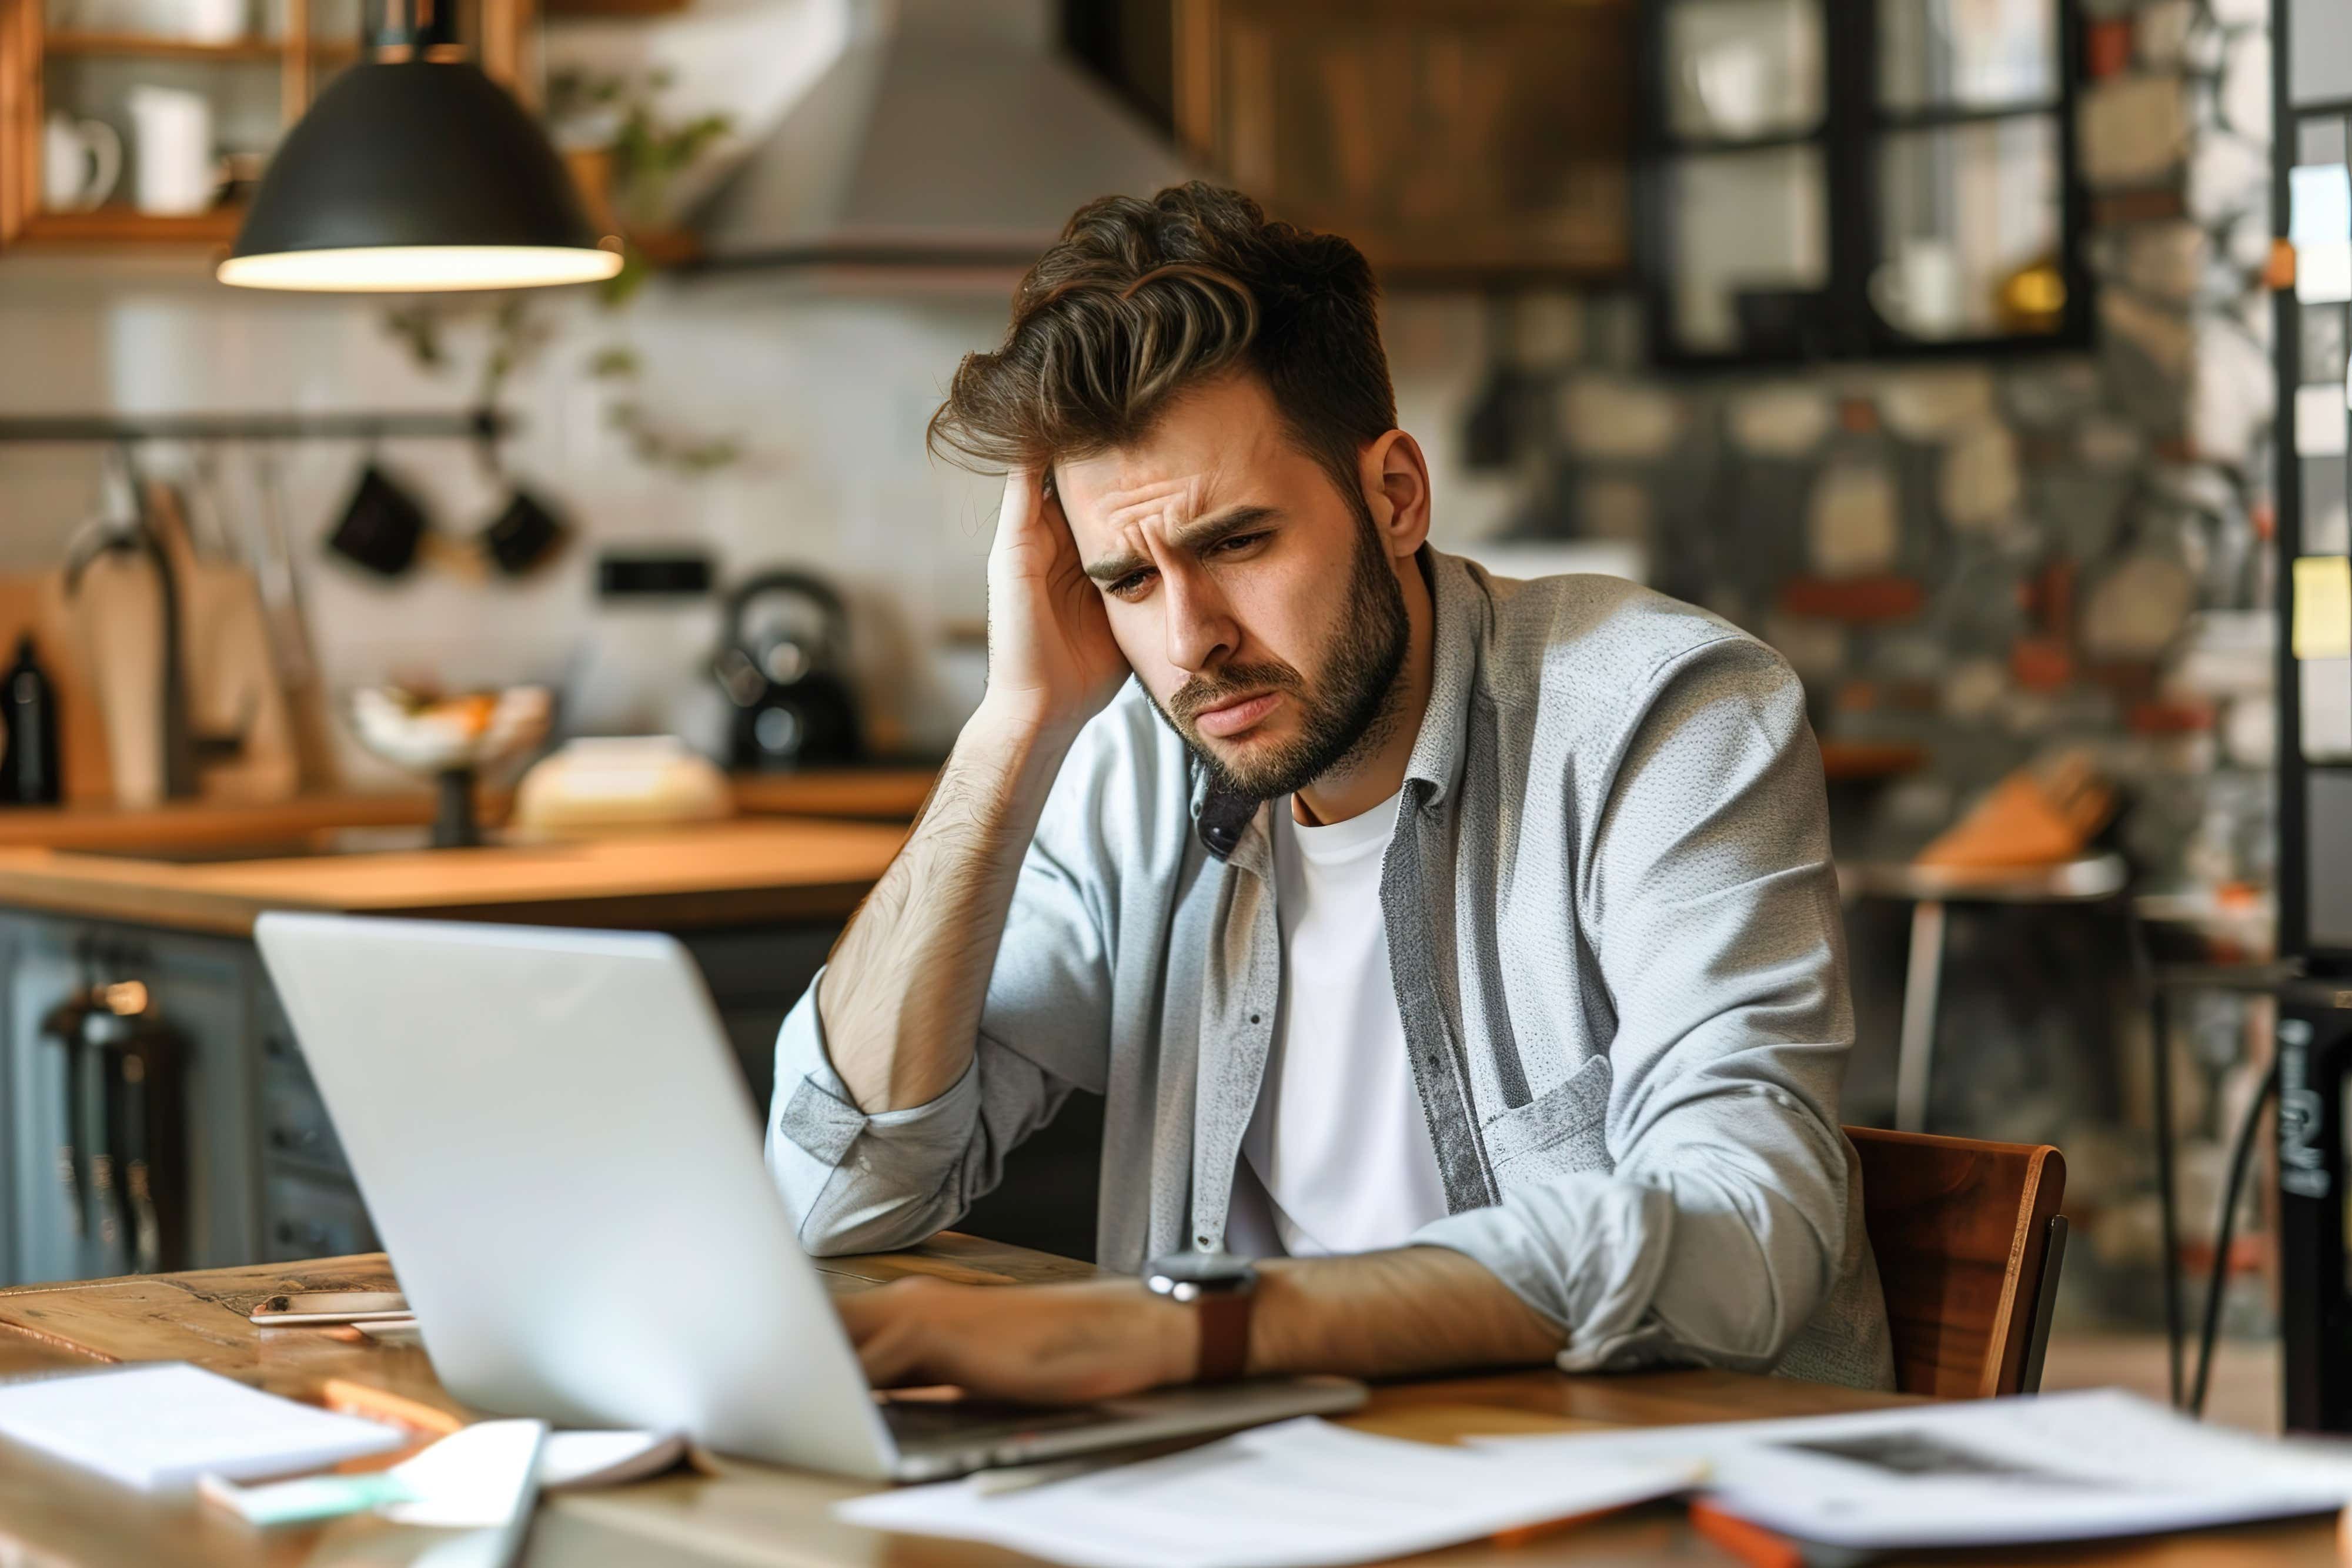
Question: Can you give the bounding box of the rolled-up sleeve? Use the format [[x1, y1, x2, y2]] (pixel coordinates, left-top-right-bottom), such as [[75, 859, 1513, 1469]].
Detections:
[[765, 730, 1121, 1257], [1412, 634, 1860, 1375]]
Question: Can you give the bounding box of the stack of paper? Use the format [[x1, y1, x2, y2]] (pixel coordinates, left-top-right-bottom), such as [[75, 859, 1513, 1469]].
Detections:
[[0, 1363, 406, 1492], [837, 1416, 1703, 1568], [1474, 1388, 2352, 1553]]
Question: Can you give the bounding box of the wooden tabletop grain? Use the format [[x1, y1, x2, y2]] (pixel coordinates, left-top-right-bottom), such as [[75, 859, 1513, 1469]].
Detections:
[[0, 1242, 2330, 1568]]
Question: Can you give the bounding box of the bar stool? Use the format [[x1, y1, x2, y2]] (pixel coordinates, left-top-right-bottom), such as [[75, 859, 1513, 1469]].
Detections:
[[1839, 852, 2132, 1135]]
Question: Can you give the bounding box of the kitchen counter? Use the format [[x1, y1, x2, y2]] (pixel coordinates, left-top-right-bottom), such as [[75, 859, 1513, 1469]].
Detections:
[[0, 816, 909, 936], [0, 766, 935, 854], [0, 808, 928, 1288]]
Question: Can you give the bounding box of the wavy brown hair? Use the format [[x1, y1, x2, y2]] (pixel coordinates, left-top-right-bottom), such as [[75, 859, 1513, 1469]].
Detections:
[[927, 183, 1396, 510]]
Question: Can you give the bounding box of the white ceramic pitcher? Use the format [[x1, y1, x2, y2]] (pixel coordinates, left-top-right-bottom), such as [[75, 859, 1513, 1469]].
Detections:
[[42, 113, 121, 212]]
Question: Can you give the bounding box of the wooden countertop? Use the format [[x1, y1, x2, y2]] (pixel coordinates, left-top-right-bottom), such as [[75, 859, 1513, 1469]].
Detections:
[[0, 766, 938, 854], [0, 816, 908, 935], [0, 1246, 2322, 1568]]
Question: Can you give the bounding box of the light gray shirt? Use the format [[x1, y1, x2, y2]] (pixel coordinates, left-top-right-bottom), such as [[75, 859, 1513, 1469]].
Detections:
[[767, 550, 1896, 1389]]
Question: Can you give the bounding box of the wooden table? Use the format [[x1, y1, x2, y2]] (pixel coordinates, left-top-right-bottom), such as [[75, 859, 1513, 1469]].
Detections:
[[0, 1245, 2330, 1567]]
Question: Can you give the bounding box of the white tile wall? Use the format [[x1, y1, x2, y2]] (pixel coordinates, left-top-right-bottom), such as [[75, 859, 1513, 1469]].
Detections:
[[0, 258, 1514, 771]]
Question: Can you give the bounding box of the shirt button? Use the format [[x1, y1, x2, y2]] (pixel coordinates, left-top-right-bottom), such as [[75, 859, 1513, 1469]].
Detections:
[[1249, 1013, 1261, 1025]]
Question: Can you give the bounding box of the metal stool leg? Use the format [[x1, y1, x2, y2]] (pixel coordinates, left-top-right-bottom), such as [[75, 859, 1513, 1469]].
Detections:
[[2127, 904, 2185, 1408], [1895, 900, 1947, 1134]]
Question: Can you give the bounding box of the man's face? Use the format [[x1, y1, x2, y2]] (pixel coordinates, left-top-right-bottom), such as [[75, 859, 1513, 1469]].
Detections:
[[1054, 373, 1409, 801]]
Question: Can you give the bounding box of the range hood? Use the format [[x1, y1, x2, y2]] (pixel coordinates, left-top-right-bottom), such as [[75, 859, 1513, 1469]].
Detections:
[[688, 0, 1195, 275]]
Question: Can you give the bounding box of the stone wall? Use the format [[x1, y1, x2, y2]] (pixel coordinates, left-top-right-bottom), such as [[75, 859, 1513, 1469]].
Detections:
[[1491, 0, 2276, 892], [1465, 0, 2278, 1326]]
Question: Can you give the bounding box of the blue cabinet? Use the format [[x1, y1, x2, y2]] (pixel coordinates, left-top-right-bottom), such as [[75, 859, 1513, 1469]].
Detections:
[[0, 911, 847, 1286], [0, 915, 260, 1284]]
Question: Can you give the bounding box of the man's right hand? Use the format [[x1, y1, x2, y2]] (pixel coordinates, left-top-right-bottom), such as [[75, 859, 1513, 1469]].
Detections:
[[980, 468, 1129, 737]]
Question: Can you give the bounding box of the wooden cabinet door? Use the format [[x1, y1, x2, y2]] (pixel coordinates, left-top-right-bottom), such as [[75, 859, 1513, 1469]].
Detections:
[[1174, 0, 1634, 279]]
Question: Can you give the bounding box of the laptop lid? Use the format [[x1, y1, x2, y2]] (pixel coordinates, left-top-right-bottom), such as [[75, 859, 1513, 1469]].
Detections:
[[254, 911, 896, 1478]]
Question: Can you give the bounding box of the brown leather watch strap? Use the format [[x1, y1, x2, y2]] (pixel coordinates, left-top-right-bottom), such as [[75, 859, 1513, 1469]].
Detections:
[[1194, 1288, 1254, 1383]]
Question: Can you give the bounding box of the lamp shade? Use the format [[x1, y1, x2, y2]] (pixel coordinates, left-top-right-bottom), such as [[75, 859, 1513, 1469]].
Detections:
[[218, 60, 622, 292]]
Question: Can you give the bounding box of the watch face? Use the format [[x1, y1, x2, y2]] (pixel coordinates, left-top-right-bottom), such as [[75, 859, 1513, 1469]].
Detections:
[[1146, 1251, 1256, 1298]]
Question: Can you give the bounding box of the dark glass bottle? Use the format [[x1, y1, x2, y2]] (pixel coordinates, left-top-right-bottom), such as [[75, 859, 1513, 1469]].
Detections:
[[1, 634, 63, 805]]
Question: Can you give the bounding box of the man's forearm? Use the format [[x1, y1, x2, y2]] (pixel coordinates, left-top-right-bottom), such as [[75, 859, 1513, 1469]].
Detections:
[[1245, 1247, 1565, 1381], [818, 703, 1075, 1112]]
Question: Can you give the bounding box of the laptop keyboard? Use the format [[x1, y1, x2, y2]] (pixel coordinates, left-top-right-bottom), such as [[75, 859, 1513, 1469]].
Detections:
[[878, 1395, 1111, 1446]]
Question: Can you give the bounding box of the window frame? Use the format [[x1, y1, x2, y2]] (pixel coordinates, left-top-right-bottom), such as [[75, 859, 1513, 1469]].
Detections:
[[1637, 0, 2093, 370]]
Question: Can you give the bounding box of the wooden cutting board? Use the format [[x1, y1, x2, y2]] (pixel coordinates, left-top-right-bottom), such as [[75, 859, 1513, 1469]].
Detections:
[[147, 484, 299, 804], [0, 573, 115, 804]]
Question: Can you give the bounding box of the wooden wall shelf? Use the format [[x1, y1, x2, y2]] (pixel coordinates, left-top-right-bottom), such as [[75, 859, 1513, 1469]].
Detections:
[[1, 0, 535, 250], [42, 31, 283, 61], [543, 0, 689, 16], [17, 203, 242, 245]]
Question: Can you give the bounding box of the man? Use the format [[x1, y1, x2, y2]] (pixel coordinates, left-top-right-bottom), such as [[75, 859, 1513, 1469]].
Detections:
[[766, 183, 1895, 1404]]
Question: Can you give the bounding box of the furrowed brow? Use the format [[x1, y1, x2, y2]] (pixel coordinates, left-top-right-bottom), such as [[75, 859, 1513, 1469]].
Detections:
[[1168, 504, 1279, 555], [1083, 548, 1152, 585], [1081, 504, 1280, 584]]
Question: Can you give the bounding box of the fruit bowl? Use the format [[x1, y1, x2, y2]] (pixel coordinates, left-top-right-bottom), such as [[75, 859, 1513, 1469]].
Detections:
[[345, 685, 553, 847]]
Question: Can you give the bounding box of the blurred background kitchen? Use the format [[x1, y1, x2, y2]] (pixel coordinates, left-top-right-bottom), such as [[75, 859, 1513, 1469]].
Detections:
[[3, 0, 2348, 1442]]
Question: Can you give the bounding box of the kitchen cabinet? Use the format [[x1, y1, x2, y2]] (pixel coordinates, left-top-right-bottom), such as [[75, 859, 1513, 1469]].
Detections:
[[1167, 0, 1635, 280], [0, 907, 846, 1284], [0, 914, 260, 1283], [0, 810, 1111, 1281], [0, 0, 534, 251]]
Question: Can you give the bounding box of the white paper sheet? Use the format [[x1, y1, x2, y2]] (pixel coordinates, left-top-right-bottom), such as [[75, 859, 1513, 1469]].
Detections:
[[837, 1417, 1702, 1568], [0, 1362, 406, 1492], [2292, 163, 2351, 246], [1473, 1388, 2352, 1551], [2300, 241, 2352, 304], [2296, 383, 2349, 455]]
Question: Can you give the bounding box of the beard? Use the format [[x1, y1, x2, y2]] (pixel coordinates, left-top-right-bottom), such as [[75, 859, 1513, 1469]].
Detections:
[[1151, 516, 1409, 803]]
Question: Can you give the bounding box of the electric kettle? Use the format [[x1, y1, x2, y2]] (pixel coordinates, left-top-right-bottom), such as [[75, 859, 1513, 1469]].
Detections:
[[712, 569, 864, 770]]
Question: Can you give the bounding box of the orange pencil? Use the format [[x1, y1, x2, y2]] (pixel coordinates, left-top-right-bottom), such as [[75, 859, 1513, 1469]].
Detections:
[[320, 1378, 465, 1436], [1689, 1500, 1880, 1568]]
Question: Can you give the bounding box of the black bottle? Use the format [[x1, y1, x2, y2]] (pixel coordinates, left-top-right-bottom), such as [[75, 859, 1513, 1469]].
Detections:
[[1, 634, 62, 805]]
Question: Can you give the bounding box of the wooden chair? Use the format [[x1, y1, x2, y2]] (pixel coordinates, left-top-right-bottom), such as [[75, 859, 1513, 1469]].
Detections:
[[1846, 1125, 2067, 1399]]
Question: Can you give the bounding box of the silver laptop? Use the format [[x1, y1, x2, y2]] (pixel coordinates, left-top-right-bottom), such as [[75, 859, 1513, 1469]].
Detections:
[[254, 912, 1362, 1481]]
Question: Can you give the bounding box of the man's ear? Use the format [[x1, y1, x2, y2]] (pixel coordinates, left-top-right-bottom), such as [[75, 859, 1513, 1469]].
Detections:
[[1361, 430, 1432, 560]]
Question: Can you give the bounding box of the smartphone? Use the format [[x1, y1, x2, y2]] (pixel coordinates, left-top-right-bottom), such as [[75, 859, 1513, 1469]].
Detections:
[[249, 1290, 412, 1326]]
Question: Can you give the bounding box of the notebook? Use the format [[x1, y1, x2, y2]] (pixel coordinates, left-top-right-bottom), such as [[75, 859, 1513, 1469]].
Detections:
[[0, 1362, 407, 1492]]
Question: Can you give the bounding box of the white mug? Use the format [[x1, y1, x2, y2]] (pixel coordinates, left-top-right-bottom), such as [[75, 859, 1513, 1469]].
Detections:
[[1869, 238, 1965, 340], [1688, 41, 1774, 139], [125, 86, 216, 216], [42, 113, 121, 212]]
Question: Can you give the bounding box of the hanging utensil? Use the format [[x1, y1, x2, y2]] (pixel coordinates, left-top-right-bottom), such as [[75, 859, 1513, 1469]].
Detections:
[[38, 993, 91, 1258], [109, 1011, 182, 1276]]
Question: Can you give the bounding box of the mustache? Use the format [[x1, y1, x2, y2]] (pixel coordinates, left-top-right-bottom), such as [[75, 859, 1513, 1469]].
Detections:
[[1168, 661, 1304, 724]]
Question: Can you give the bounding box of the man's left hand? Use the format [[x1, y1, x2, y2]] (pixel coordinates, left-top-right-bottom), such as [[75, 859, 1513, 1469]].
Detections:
[[837, 1277, 1199, 1405]]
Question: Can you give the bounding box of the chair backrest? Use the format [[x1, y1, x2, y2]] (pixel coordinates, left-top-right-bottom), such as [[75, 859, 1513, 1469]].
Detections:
[[1845, 1125, 2067, 1399]]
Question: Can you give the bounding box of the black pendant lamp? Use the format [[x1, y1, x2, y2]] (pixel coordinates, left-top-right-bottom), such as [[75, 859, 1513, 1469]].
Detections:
[[218, 0, 620, 292]]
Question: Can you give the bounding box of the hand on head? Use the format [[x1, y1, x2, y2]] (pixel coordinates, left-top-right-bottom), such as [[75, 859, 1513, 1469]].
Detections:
[[980, 468, 1131, 739]]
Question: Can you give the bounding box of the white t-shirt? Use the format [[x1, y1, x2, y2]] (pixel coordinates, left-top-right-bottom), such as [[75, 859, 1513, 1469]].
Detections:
[[1225, 790, 1450, 1258]]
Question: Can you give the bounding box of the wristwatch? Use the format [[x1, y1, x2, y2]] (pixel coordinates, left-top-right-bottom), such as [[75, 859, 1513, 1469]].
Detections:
[[1144, 1250, 1258, 1383]]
